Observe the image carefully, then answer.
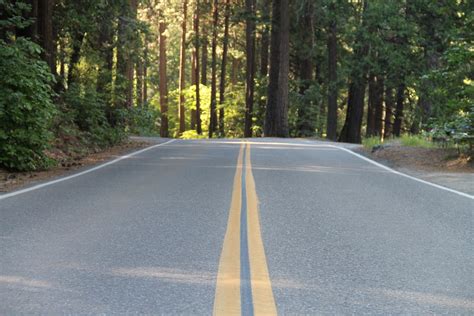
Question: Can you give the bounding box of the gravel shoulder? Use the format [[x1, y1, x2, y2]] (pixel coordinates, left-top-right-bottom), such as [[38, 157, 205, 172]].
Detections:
[[354, 145, 474, 195]]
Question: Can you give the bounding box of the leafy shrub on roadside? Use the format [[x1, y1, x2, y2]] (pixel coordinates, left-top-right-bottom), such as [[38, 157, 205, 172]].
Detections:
[[428, 109, 473, 156], [61, 84, 127, 148], [0, 38, 56, 171], [128, 106, 160, 136], [181, 130, 207, 139]]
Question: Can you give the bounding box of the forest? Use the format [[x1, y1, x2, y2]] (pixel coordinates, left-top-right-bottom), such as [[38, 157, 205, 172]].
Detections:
[[0, 0, 472, 171]]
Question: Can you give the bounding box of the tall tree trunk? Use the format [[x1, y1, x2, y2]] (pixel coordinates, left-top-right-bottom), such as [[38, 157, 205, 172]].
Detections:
[[96, 6, 114, 124], [159, 21, 169, 137], [326, 6, 338, 141], [255, 0, 270, 136], [116, 7, 127, 108], [264, 0, 289, 137], [338, 81, 367, 143], [116, 0, 136, 109], [339, 1, 369, 143], [127, 0, 137, 107], [419, 47, 440, 127], [190, 52, 197, 130], [244, 0, 256, 137], [178, 0, 188, 134], [231, 57, 240, 85], [316, 59, 325, 136], [135, 31, 144, 107], [67, 31, 84, 87], [208, 0, 219, 137], [295, 2, 314, 137], [136, 57, 144, 107], [264, 0, 282, 137], [384, 85, 394, 139], [366, 72, 376, 137], [191, 53, 197, 84], [218, 0, 230, 136], [295, 58, 313, 136], [373, 75, 384, 137], [201, 39, 208, 86], [143, 39, 148, 105], [393, 82, 405, 137], [37, 0, 55, 74], [200, 0, 209, 86], [59, 41, 65, 86], [194, 0, 202, 134], [259, 0, 270, 77]]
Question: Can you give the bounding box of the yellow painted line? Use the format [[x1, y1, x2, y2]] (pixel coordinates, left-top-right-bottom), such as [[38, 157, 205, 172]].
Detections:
[[245, 143, 278, 315], [214, 143, 244, 315]]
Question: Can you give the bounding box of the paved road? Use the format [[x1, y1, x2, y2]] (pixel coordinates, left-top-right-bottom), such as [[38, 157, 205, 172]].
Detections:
[[1, 138, 473, 314]]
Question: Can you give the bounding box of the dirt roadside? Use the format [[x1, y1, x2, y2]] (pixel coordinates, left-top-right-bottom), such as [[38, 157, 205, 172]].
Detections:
[[0, 139, 151, 193], [355, 145, 474, 195]]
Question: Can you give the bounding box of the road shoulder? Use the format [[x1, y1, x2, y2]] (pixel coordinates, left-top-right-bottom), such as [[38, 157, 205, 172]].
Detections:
[[0, 138, 153, 193], [353, 146, 474, 196]]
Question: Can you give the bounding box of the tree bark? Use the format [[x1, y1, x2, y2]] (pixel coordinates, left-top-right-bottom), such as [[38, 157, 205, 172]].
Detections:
[[159, 21, 169, 137], [393, 83, 404, 137], [37, 0, 55, 74], [259, 0, 270, 77], [231, 57, 240, 85], [194, 0, 202, 134], [366, 72, 376, 137], [67, 31, 84, 87], [373, 76, 384, 137], [201, 40, 208, 86], [244, 0, 256, 137], [96, 6, 114, 124], [339, 1, 369, 143], [127, 0, 138, 107], [200, 0, 209, 86], [384, 85, 394, 139], [208, 0, 219, 137], [143, 39, 148, 105], [116, 0, 137, 109], [295, 2, 314, 137], [219, 0, 231, 136], [136, 57, 144, 107], [178, 0, 188, 134], [326, 7, 338, 141], [190, 52, 197, 130], [264, 0, 289, 137]]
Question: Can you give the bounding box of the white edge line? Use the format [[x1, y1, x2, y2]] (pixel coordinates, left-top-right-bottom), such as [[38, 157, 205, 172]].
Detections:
[[330, 145, 474, 200], [0, 139, 176, 201]]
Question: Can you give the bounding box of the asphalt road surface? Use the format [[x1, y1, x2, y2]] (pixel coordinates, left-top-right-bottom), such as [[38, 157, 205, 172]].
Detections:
[[1, 138, 473, 314]]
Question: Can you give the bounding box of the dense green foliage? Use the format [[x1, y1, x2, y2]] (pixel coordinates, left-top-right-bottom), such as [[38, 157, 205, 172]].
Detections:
[[0, 37, 55, 171], [0, 0, 472, 171]]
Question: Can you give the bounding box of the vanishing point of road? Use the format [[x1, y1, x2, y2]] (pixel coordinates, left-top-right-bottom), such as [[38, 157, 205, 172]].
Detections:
[[1, 138, 473, 314]]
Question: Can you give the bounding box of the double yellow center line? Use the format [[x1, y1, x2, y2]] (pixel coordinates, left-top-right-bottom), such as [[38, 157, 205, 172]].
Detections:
[[214, 142, 277, 315]]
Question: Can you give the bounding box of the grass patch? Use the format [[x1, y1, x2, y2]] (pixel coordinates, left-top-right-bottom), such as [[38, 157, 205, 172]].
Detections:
[[362, 135, 436, 150], [362, 136, 383, 149], [400, 135, 434, 148]]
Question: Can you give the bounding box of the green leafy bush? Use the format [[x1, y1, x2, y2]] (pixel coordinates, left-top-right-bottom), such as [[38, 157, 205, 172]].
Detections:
[[0, 38, 56, 171], [181, 130, 207, 139], [60, 84, 127, 149], [128, 106, 160, 136]]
